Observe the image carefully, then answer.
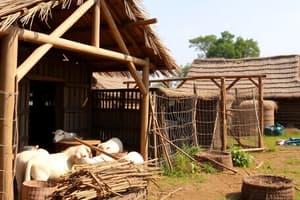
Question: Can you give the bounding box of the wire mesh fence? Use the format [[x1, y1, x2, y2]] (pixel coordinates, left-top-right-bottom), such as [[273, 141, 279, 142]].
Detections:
[[149, 85, 262, 166]]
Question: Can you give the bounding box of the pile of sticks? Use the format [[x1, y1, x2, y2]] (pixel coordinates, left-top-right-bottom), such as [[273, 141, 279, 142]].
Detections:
[[51, 160, 160, 200]]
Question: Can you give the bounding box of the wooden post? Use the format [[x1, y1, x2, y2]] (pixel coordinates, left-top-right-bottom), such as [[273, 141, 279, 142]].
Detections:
[[0, 29, 18, 200], [140, 58, 150, 160], [258, 77, 264, 148], [100, 0, 147, 95], [192, 83, 199, 146], [91, 0, 100, 48], [220, 78, 227, 151]]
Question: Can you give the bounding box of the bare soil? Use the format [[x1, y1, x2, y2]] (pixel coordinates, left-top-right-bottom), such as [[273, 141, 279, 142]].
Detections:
[[148, 147, 300, 200]]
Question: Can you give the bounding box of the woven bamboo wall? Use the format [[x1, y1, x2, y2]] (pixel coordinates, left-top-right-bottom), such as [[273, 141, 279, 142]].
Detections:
[[17, 47, 92, 151], [91, 89, 141, 151]]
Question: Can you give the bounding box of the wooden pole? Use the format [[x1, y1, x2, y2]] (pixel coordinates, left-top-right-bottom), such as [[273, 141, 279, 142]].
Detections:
[[258, 77, 264, 148], [140, 58, 150, 160], [91, 0, 100, 48], [0, 28, 18, 200], [221, 78, 227, 151], [16, 0, 98, 82], [16, 28, 147, 66], [192, 83, 199, 146], [100, 0, 147, 95]]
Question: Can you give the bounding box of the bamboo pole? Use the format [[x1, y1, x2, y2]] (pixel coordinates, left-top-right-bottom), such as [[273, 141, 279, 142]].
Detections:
[[140, 58, 150, 160], [149, 100, 172, 171], [16, 28, 147, 66], [192, 83, 199, 146], [221, 78, 227, 151], [258, 77, 264, 148], [0, 28, 18, 200], [91, 0, 101, 48], [16, 0, 98, 82], [151, 94, 158, 166], [100, 0, 147, 95]]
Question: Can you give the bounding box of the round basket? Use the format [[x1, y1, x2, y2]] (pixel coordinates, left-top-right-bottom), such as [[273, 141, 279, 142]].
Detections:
[[195, 150, 233, 171], [22, 180, 56, 200], [241, 175, 294, 200]]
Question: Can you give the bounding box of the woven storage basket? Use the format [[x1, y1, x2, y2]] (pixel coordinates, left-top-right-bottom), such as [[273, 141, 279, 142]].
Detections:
[[241, 175, 294, 200], [22, 180, 56, 200]]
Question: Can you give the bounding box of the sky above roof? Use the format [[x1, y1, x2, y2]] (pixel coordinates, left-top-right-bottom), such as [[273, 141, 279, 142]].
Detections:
[[143, 0, 300, 66]]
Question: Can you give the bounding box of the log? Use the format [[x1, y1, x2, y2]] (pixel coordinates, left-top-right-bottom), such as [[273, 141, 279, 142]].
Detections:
[[74, 137, 119, 160]]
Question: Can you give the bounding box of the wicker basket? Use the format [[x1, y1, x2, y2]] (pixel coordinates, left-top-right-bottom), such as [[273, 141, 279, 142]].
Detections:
[[21, 180, 56, 200], [241, 175, 294, 200]]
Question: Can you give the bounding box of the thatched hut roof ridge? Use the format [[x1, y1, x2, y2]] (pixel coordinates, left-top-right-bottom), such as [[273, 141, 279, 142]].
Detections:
[[182, 54, 300, 99], [0, 0, 180, 75]]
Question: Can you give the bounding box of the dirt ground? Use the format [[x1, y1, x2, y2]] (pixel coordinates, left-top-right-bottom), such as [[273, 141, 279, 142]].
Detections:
[[148, 146, 300, 200]]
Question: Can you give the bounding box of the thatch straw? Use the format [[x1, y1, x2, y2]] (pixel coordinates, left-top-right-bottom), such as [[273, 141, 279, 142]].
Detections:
[[0, 0, 180, 75]]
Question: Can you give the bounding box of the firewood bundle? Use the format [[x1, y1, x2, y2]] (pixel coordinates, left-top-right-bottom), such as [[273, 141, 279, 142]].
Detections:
[[51, 160, 160, 200]]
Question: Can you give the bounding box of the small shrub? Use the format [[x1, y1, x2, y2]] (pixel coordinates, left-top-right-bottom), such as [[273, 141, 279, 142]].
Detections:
[[231, 147, 253, 167], [162, 145, 202, 177], [202, 163, 219, 174]]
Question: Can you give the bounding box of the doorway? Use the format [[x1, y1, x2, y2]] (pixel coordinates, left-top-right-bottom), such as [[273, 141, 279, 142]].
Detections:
[[28, 81, 62, 152]]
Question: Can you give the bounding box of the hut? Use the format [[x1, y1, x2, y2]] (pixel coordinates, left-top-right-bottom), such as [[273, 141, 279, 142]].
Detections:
[[182, 55, 300, 128], [0, 0, 180, 198]]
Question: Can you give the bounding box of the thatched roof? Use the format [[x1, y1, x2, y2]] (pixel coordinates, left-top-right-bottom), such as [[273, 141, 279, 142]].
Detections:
[[0, 0, 180, 75], [181, 55, 300, 99], [92, 72, 131, 89]]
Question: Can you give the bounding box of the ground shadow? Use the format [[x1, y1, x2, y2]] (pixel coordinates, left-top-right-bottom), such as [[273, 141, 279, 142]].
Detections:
[[226, 192, 241, 200]]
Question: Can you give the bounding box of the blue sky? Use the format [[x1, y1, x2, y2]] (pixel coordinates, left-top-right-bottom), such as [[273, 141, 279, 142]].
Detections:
[[143, 0, 300, 66]]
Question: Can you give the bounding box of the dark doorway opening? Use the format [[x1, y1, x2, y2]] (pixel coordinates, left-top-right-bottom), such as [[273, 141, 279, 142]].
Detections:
[[28, 81, 61, 152]]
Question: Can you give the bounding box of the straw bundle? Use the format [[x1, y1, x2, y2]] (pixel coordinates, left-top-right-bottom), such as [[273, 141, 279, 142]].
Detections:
[[52, 160, 160, 200]]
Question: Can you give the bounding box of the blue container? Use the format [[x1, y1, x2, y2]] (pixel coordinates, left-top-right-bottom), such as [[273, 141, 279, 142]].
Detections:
[[264, 123, 284, 136]]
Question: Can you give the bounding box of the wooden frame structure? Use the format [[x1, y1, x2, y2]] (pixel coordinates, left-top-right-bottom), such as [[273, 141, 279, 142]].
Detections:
[[0, 1, 179, 198], [125, 74, 266, 151]]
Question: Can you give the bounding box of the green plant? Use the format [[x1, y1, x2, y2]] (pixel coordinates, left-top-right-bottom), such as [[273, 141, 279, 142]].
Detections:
[[231, 147, 253, 167], [162, 145, 202, 177], [202, 163, 219, 174]]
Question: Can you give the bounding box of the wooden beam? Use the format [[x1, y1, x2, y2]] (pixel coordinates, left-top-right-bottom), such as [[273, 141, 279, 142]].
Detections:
[[176, 79, 187, 88], [125, 18, 157, 28], [248, 78, 259, 87], [140, 58, 150, 160], [16, 0, 97, 82], [91, 0, 101, 47], [226, 78, 240, 90], [124, 75, 267, 85], [0, 28, 18, 200], [100, 0, 147, 95], [16, 28, 148, 66], [211, 78, 221, 88]]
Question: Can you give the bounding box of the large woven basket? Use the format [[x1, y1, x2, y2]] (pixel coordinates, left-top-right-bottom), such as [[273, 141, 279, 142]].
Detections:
[[21, 180, 56, 200], [241, 175, 294, 200]]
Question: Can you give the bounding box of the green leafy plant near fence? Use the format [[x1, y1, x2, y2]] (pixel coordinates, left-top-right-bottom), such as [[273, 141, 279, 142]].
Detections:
[[163, 145, 203, 177], [231, 147, 253, 167]]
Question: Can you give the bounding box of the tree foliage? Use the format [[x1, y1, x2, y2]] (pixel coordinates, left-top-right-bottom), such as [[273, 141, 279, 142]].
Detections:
[[177, 64, 191, 77], [189, 31, 260, 59]]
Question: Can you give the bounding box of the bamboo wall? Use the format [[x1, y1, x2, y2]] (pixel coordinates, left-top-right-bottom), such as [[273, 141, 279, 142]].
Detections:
[[17, 47, 92, 150], [91, 89, 141, 151]]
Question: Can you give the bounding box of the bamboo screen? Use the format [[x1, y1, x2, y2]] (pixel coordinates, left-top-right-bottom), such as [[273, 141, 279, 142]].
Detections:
[[92, 89, 141, 152]]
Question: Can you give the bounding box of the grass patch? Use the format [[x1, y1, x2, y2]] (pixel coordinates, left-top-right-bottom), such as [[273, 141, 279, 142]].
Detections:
[[263, 128, 300, 150]]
